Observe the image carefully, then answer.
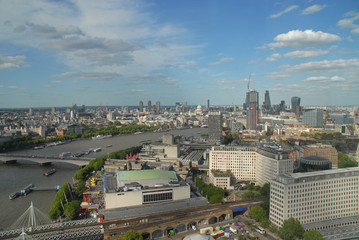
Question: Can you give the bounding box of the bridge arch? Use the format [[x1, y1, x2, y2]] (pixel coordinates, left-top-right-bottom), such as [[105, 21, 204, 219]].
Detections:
[[208, 216, 217, 224], [218, 214, 226, 222], [187, 221, 197, 230], [142, 232, 150, 240], [165, 227, 175, 237], [152, 229, 163, 239], [175, 224, 186, 233], [198, 219, 206, 227]]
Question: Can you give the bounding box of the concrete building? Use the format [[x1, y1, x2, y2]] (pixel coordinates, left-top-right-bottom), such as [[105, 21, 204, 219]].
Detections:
[[206, 99, 210, 110], [301, 144, 338, 168], [156, 101, 160, 114], [208, 112, 223, 142], [139, 100, 143, 112], [291, 96, 301, 114], [209, 143, 293, 188], [303, 109, 324, 127], [104, 170, 190, 209], [297, 156, 332, 171], [269, 167, 359, 233], [147, 100, 152, 112], [246, 90, 259, 130]]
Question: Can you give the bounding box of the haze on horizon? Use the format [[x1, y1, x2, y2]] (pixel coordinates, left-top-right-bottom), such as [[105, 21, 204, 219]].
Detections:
[[0, 0, 358, 108]]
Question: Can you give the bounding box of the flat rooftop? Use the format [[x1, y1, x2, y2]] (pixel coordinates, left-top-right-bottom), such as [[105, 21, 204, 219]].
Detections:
[[118, 170, 178, 182]]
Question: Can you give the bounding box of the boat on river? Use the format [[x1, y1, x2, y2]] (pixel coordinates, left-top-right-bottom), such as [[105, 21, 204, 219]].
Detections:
[[44, 169, 56, 176], [9, 192, 20, 200]]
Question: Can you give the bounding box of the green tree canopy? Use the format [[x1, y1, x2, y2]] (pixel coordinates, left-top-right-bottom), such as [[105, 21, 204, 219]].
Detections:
[[338, 152, 358, 168], [279, 218, 305, 240], [64, 200, 81, 220], [303, 229, 325, 240], [119, 230, 143, 240], [249, 205, 266, 222]]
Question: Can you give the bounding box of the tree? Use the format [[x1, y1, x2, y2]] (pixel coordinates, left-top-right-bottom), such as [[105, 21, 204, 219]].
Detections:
[[64, 200, 81, 220], [249, 206, 266, 222], [279, 218, 304, 240], [338, 152, 357, 168], [260, 183, 270, 196], [119, 230, 143, 240], [303, 229, 325, 240]]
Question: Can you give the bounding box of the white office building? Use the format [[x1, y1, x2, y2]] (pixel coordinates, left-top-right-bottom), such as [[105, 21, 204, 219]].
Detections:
[[270, 167, 359, 230], [209, 143, 293, 188]]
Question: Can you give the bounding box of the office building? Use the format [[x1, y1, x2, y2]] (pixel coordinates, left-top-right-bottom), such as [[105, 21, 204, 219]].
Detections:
[[139, 100, 143, 112], [156, 101, 160, 114], [291, 96, 301, 114], [246, 90, 259, 130], [297, 156, 332, 171], [147, 100, 151, 112], [208, 111, 223, 142], [270, 167, 359, 232], [209, 143, 293, 187], [206, 99, 210, 110], [262, 90, 272, 113], [303, 109, 324, 127], [104, 170, 190, 209]]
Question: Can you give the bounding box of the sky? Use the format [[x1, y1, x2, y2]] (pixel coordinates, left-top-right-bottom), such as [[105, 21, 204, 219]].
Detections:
[[0, 0, 358, 108]]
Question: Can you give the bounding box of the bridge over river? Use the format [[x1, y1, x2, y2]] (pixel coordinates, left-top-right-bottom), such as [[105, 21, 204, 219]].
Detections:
[[0, 154, 91, 167]]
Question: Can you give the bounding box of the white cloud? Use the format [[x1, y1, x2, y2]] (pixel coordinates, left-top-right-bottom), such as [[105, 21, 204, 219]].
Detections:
[[266, 53, 280, 62], [284, 58, 359, 73], [267, 71, 290, 80], [337, 12, 359, 35], [348, 36, 354, 42], [223, 86, 235, 90], [268, 30, 341, 48], [52, 72, 120, 81], [125, 73, 177, 86], [269, 5, 298, 19], [209, 57, 234, 66], [284, 49, 328, 58], [0, 54, 27, 70], [301, 4, 327, 15], [303, 76, 346, 83]]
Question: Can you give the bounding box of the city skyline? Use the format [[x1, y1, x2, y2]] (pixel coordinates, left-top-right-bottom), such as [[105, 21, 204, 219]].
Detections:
[[1, 0, 359, 108]]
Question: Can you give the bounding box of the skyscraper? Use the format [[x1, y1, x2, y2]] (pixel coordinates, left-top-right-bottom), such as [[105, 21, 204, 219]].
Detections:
[[208, 111, 223, 142], [303, 109, 324, 127], [291, 96, 301, 113], [246, 89, 259, 130], [139, 100, 143, 112], [206, 99, 210, 110], [147, 100, 151, 112], [262, 90, 272, 113], [156, 101, 160, 114]]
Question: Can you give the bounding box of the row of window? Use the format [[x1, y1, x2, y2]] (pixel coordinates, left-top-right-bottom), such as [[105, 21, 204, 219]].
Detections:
[[143, 192, 173, 203]]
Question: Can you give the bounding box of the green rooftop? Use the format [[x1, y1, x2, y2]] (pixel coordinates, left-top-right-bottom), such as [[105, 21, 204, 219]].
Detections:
[[117, 170, 178, 182]]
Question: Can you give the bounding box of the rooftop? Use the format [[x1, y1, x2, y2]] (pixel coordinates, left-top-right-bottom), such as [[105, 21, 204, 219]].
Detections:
[[118, 170, 178, 182]]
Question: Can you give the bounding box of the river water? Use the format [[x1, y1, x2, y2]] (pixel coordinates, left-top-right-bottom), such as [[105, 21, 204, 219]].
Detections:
[[0, 127, 208, 230]]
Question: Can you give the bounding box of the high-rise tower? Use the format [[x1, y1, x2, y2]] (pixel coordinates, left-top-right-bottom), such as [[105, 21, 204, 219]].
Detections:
[[206, 99, 210, 110], [139, 100, 143, 112], [156, 101, 160, 114], [291, 96, 301, 113], [262, 90, 272, 113], [147, 100, 151, 112], [246, 89, 259, 130], [208, 111, 223, 142]]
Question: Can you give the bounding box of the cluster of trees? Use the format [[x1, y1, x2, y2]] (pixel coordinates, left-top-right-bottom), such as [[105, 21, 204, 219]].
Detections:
[[278, 218, 325, 240], [300, 132, 341, 139], [195, 177, 227, 203], [338, 152, 358, 168], [118, 230, 143, 240], [108, 146, 142, 159], [81, 123, 159, 138], [48, 182, 72, 220], [223, 133, 239, 145], [249, 205, 270, 227], [241, 183, 270, 201]]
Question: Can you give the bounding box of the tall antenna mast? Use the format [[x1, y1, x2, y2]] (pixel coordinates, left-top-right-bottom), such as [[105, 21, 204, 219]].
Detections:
[[247, 73, 251, 90]]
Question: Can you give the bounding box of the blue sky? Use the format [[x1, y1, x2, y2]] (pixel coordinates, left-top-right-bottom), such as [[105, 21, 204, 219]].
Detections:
[[0, 0, 358, 108]]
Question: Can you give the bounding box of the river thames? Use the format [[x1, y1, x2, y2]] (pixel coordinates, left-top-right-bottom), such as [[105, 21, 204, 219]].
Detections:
[[0, 127, 208, 230]]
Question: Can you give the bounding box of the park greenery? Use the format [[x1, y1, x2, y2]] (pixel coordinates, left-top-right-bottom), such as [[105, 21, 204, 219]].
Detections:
[[300, 132, 341, 139], [195, 177, 227, 203], [48, 182, 72, 220], [278, 217, 305, 240], [64, 200, 81, 220], [0, 123, 158, 152], [303, 229, 325, 240], [118, 230, 143, 240], [249, 205, 270, 228], [338, 152, 358, 168]]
